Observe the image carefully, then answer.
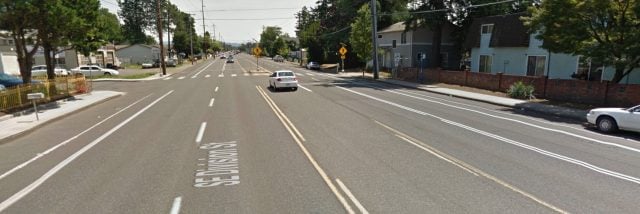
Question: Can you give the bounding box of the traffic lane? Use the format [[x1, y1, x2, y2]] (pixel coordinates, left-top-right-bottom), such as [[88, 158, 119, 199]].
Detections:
[[0, 65, 222, 213], [327, 80, 640, 179], [0, 81, 166, 199], [246, 78, 555, 213], [299, 80, 639, 213], [180, 72, 343, 213]]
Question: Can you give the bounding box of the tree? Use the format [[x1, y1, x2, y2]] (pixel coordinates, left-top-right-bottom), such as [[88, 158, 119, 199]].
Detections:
[[118, 0, 153, 44], [273, 37, 289, 57], [97, 8, 124, 44], [406, 0, 448, 68], [350, 4, 373, 64], [145, 35, 157, 45], [259, 26, 282, 57], [525, 0, 640, 83], [0, 0, 40, 83]]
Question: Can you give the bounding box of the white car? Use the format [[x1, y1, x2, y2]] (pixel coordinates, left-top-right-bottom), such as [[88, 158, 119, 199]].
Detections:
[[31, 65, 70, 76], [268, 70, 298, 91], [71, 65, 120, 76], [586, 105, 640, 133], [141, 62, 155, 69]]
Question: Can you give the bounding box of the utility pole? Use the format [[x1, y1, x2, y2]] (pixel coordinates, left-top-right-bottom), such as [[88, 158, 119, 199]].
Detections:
[[167, 0, 171, 59], [189, 18, 194, 65], [156, 0, 167, 75], [201, 0, 207, 59], [370, 0, 379, 79], [212, 24, 216, 41]]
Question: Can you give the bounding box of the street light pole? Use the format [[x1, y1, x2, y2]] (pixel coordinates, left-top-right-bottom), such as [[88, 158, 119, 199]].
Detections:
[[370, 0, 379, 79]]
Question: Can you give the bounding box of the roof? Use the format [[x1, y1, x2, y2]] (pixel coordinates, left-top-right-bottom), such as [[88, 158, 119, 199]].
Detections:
[[464, 13, 530, 49], [379, 22, 406, 33], [115, 44, 161, 51]]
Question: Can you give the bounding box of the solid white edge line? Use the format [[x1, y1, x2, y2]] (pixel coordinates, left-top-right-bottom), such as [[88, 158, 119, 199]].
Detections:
[[0, 94, 151, 181], [195, 122, 207, 144], [298, 85, 312, 92], [192, 61, 215, 78], [336, 85, 640, 185], [205, 74, 210, 78], [0, 90, 174, 212], [214, 87, 219, 92], [170, 196, 182, 214], [255, 86, 354, 214], [335, 179, 369, 214], [178, 76, 185, 80], [209, 98, 215, 107]]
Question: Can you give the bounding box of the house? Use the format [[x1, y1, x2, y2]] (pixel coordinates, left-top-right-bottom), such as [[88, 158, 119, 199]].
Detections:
[[0, 35, 19, 75], [30, 45, 120, 70], [377, 22, 460, 70], [465, 13, 640, 84], [116, 44, 163, 65]]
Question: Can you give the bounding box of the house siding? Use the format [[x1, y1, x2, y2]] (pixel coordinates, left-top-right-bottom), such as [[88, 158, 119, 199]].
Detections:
[[116, 45, 159, 64]]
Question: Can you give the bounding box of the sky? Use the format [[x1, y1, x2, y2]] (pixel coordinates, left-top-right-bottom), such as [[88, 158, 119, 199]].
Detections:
[[100, 0, 317, 44]]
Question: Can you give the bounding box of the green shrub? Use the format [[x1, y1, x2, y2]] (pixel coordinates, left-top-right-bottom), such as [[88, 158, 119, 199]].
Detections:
[[507, 81, 535, 99]]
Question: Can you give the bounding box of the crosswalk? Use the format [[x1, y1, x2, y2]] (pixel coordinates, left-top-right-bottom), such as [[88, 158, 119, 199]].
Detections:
[[162, 72, 336, 81]]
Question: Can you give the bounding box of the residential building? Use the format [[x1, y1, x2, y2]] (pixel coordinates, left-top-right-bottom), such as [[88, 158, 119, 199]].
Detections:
[[465, 13, 640, 84], [377, 22, 460, 70], [116, 44, 163, 65]]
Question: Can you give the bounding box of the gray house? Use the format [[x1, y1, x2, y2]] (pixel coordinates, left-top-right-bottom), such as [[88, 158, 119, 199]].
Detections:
[[377, 22, 459, 70], [116, 44, 161, 64], [465, 13, 640, 84]]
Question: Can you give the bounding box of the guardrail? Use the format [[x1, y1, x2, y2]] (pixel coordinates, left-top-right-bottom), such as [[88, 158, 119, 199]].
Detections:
[[0, 76, 87, 112]]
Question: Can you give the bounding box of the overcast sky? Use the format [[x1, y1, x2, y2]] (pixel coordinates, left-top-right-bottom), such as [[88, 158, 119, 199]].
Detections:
[[100, 0, 317, 44]]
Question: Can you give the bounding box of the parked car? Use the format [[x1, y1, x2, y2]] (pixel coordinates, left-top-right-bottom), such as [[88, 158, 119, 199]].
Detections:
[[306, 61, 320, 70], [105, 63, 120, 70], [586, 105, 640, 133], [141, 61, 155, 69], [0, 73, 37, 88], [31, 65, 70, 76], [268, 70, 298, 91], [220, 55, 226, 59], [166, 60, 177, 67], [0, 84, 5, 91], [70, 65, 120, 76], [273, 55, 284, 62]]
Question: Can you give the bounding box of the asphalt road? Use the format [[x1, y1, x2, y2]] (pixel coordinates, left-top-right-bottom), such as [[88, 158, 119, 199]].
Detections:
[[0, 53, 639, 213]]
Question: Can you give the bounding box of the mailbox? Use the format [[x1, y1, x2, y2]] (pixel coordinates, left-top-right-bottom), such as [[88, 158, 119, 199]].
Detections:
[[27, 93, 45, 100]]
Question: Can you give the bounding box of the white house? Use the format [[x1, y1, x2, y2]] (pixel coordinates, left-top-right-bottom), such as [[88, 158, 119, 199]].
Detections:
[[377, 22, 460, 70], [465, 13, 640, 84]]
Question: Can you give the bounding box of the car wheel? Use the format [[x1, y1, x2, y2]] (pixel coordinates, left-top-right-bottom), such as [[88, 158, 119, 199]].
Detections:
[[104, 72, 112, 76], [292, 87, 298, 91], [597, 116, 618, 133]]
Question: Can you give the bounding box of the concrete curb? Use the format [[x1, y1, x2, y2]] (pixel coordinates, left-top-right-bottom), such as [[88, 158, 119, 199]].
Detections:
[[90, 73, 176, 82], [0, 91, 124, 144]]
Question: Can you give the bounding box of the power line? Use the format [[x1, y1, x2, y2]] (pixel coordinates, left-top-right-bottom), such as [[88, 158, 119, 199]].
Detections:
[[185, 7, 299, 12], [378, 0, 516, 16], [201, 17, 294, 21]]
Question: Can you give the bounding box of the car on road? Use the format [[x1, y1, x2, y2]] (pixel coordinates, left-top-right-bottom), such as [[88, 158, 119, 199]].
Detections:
[[220, 55, 226, 59], [166, 60, 177, 67], [226, 56, 234, 63], [268, 70, 298, 91], [273, 55, 284, 62], [586, 105, 640, 133], [70, 65, 120, 76], [31, 65, 70, 76], [306, 61, 320, 70]]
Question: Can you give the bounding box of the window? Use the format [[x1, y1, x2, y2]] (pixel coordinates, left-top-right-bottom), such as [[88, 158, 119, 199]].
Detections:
[[576, 56, 602, 81], [7, 39, 14, 45], [479, 55, 492, 73], [440, 53, 448, 68], [401, 32, 407, 44], [481, 24, 494, 34], [526, 56, 546, 76], [392, 40, 396, 48]]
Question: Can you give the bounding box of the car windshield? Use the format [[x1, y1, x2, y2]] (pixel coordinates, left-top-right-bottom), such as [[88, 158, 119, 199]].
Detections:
[[2, 1, 640, 214]]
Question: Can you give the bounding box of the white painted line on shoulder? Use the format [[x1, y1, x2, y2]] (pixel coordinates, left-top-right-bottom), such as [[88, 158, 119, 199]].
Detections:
[[205, 74, 211, 78], [195, 122, 207, 144], [338, 85, 640, 186], [0, 94, 151, 181], [0, 90, 174, 212], [298, 85, 312, 92], [209, 98, 215, 107], [178, 76, 185, 80], [335, 179, 369, 214], [296, 73, 305, 76], [192, 61, 215, 78], [231, 74, 237, 77], [311, 77, 319, 81], [306, 73, 314, 76], [170, 196, 182, 214], [215, 86, 219, 92], [218, 74, 224, 77], [164, 77, 173, 80], [244, 73, 249, 76]]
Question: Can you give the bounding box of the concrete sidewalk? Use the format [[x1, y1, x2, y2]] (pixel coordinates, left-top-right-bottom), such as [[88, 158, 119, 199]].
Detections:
[[0, 91, 123, 143], [336, 72, 588, 122]]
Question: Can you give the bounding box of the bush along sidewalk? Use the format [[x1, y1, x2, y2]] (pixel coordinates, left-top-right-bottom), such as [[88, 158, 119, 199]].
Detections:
[[507, 81, 535, 100]]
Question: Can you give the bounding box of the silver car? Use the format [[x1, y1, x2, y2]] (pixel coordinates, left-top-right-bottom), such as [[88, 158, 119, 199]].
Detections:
[[586, 105, 640, 133]]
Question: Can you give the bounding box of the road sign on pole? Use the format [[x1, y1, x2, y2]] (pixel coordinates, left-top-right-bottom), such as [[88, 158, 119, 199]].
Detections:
[[252, 47, 262, 56], [339, 47, 347, 55]]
